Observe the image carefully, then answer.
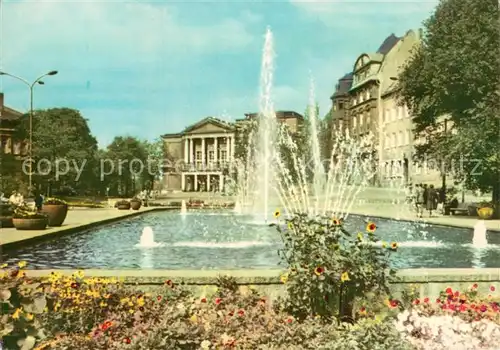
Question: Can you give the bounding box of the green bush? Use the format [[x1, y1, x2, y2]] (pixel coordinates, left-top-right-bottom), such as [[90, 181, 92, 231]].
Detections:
[[272, 213, 398, 321]]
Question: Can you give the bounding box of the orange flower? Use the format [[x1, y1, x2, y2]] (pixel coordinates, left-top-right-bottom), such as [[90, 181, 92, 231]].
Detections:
[[366, 222, 376, 233], [314, 267, 324, 276], [359, 306, 367, 315], [101, 321, 112, 331], [390, 242, 398, 250], [332, 218, 340, 226], [200, 297, 207, 303]]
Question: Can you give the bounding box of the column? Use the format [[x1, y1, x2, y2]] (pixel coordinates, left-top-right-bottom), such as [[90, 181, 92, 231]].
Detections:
[[207, 174, 211, 192], [219, 175, 224, 193], [214, 137, 218, 163], [201, 137, 206, 165], [194, 174, 198, 191], [230, 136, 235, 160], [189, 138, 194, 165], [184, 139, 189, 163], [181, 173, 185, 191]]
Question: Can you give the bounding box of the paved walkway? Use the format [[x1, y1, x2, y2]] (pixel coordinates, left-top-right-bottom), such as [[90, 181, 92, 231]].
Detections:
[[349, 202, 500, 232], [1, 207, 159, 247]]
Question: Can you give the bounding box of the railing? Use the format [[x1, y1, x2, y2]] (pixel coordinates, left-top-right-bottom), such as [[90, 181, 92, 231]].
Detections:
[[179, 161, 231, 172]]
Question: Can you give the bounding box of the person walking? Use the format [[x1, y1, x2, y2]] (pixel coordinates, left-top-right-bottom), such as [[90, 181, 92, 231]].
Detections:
[[34, 192, 44, 212], [415, 184, 424, 218], [426, 185, 438, 217]]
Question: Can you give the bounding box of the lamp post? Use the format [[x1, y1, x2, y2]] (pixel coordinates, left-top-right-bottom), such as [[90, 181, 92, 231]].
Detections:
[[0, 70, 58, 195]]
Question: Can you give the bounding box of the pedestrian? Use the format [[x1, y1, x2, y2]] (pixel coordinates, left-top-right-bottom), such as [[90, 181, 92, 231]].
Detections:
[[415, 184, 424, 218], [426, 184, 438, 217], [34, 192, 44, 212]]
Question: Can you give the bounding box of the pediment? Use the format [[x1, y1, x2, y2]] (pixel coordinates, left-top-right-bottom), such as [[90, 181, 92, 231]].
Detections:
[[183, 117, 233, 134]]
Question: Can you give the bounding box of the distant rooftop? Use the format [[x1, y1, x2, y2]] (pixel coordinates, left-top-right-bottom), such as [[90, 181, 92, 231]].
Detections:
[[331, 72, 354, 99], [377, 33, 400, 55]]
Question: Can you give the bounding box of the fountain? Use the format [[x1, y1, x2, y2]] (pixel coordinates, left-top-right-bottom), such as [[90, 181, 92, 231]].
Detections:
[[135, 226, 163, 248], [180, 200, 187, 215], [472, 220, 488, 248]]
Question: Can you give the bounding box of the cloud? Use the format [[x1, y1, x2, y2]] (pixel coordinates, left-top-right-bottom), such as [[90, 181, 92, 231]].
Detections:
[[0, 0, 256, 70], [290, 0, 438, 29]]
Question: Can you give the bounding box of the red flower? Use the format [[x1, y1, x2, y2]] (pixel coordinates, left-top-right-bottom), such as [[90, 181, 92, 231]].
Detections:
[[215, 298, 222, 305], [314, 266, 324, 276], [123, 337, 131, 344], [424, 297, 429, 303], [436, 298, 441, 304], [156, 295, 162, 301], [459, 304, 467, 312], [200, 297, 207, 303], [165, 279, 174, 288], [237, 309, 245, 317], [454, 291, 459, 297], [491, 286, 496, 292], [445, 287, 453, 295], [413, 299, 420, 305], [286, 318, 293, 323], [71, 282, 79, 289], [101, 321, 112, 331], [480, 305, 488, 312], [472, 283, 478, 289], [389, 300, 398, 308]]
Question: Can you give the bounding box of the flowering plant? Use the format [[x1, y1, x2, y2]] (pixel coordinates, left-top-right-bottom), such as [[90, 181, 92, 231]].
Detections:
[[43, 198, 67, 206], [272, 213, 398, 321], [13, 208, 48, 219]]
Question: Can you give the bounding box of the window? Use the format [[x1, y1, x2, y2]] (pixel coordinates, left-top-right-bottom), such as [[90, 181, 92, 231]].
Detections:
[[391, 133, 396, 148], [367, 115, 371, 126], [365, 90, 370, 100], [208, 151, 214, 161], [398, 106, 404, 119], [333, 104, 337, 111], [338, 102, 344, 110], [196, 151, 202, 161], [359, 114, 364, 126], [359, 93, 364, 103], [353, 116, 357, 129], [398, 131, 403, 146], [220, 150, 227, 161]]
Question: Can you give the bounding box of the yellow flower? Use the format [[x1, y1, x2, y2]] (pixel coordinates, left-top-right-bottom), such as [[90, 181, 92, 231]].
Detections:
[[366, 222, 377, 233], [357, 232, 364, 241], [381, 241, 387, 248], [273, 209, 281, 218], [25, 313, 34, 321], [12, 308, 22, 319], [390, 242, 398, 250], [99, 301, 108, 308], [75, 270, 84, 279], [280, 273, 288, 284], [340, 272, 350, 282], [1, 263, 8, 268], [128, 309, 134, 314], [18, 261, 27, 269], [287, 222, 294, 230], [136, 297, 145, 307], [190, 314, 198, 323]]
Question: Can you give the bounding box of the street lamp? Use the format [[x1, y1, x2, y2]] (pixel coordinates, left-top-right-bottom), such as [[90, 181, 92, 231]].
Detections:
[[0, 70, 58, 196]]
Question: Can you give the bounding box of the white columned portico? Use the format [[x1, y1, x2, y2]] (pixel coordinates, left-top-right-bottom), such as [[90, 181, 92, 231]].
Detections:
[[214, 137, 218, 163], [207, 174, 211, 191], [184, 139, 189, 163], [189, 138, 194, 165], [201, 137, 206, 165], [181, 173, 185, 191]]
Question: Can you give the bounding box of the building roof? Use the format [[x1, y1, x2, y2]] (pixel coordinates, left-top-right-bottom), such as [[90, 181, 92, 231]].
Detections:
[[331, 72, 354, 99], [0, 106, 23, 121], [377, 33, 401, 55], [161, 116, 235, 138], [241, 110, 304, 120]]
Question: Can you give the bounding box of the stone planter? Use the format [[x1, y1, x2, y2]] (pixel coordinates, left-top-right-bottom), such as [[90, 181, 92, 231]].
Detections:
[[13, 217, 48, 230], [116, 202, 131, 210], [0, 216, 14, 228], [477, 207, 494, 220], [41, 204, 68, 226], [130, 200, 142, 210]]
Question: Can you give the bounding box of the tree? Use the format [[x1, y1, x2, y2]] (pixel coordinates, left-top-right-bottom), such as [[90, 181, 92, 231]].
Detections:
[[397, 0, 500, 216], [103, 136, 148, 197], [14, 108, 99, 196], [141, 138, 164, 194]]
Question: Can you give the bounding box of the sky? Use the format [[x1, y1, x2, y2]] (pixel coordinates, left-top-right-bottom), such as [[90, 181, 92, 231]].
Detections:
[[0, 0, 438, 148]]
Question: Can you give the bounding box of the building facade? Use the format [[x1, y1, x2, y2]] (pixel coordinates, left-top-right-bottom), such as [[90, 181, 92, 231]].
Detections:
[[161, 117, 236, 192], [161, 111, 304, 192], [0, 93, 25, 156], [328, 30, 444, 187]]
